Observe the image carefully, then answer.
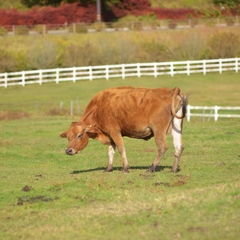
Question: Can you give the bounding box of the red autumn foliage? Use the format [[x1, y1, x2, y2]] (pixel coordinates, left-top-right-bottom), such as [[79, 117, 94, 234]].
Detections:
[[0, 0, 238, 26]]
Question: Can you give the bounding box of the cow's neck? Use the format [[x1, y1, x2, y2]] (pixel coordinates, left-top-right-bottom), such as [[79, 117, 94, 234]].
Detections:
[[79, 107, 96, 125]]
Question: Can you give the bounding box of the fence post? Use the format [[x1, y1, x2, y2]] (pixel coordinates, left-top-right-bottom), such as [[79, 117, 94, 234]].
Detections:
[[42, 24, 46, 35], [137, 63, 141, 78], [22, 71, 25, 86], [187, 105, 191, 122], [236, 58, 239, 73], [203, 60, 206, 75], [56, 68, 59, 84], [219, 59, 222, 74], [4, 72, 7, 88], [106, 65, 109, 80], [122, 64, 125, 79], [154, 62, 157, 78], [214, 105, 219, 121], [187, 60, 190, 76], [170, 62, 174, 76], [73, 67, 76, 83], [89, 66, 92, 81], [73, 23, 76, 34], [39, 70, 42, 85]]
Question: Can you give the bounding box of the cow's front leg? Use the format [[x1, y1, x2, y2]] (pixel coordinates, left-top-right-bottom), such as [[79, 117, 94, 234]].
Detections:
[[147, 133, 168, 172], [171, 114, 184, 172], [105, 143, 116, 172], [110, 132, 129, 173]]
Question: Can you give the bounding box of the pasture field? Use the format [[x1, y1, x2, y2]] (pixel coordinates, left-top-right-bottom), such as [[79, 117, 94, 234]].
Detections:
[[0, 72, 240, 239]]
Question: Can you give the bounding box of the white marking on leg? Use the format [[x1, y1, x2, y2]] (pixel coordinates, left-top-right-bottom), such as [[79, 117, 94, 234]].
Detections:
[[172, 108, 183, 150], [108, 144, 116, 166], [172, 107, 184, 172]]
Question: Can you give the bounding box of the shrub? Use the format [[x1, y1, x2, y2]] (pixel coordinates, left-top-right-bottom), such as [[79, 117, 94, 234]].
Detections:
[[225, 17, 235, 26], [139, 40, 171, 62], [27, 39, 58, 69], [90, 22, 106, 32], [0, 27, 8, 36], [168, 20, 177, 29], [171, 32, 206, 60], [33, 25, 46, 34], [207, 31, 240, 58], [0, 49, 16, 72], [71, 23, 88, 33], [0, 110, 29, 121], [213, 0, 240, 7], [47, 108, 69, 116], [62, 41, 97, 67], [14, 26, 29, 35]]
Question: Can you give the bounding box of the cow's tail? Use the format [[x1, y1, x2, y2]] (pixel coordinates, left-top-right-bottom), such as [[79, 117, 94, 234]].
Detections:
[[171, 87, 187, 119]]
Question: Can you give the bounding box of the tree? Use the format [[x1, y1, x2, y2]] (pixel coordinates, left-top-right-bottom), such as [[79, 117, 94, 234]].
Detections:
[[21, 0, 96, 8], [213, 0, 240, 7]]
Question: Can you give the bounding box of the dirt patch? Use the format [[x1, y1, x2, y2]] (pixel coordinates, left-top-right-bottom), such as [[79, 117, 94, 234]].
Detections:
[[172, 174, 190, 187], [139, 173, 155, 179], [154, 182, 171, 187], [188, 227, 207, 232], [35, 174, 43, 180], [154, 175, 190, 188], [0, 140, 13, 147], [0, 110, 29, 121], [219, 162, 226, 167], [21, 185, 32, 192], [46, 108, 70, 116], [17, 195, 57, 205]]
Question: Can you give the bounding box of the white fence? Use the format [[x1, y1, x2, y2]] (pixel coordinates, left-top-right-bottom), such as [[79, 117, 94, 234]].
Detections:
[[0, 58, 239, 88], [187, 105, 240, 122]]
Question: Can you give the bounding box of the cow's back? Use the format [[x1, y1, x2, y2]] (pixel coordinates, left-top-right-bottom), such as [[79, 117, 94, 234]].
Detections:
[[84, 87, 176, 133]]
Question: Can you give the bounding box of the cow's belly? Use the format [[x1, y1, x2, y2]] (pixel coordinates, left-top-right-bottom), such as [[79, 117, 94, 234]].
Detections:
[[122, 127, 154, 141]]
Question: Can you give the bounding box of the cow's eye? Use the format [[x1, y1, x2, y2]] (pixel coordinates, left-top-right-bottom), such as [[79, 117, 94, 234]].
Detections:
[[77, 133, 83, 139]]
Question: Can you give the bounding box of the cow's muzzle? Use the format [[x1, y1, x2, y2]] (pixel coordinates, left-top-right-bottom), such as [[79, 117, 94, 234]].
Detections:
[[65, 148, 77, 155]]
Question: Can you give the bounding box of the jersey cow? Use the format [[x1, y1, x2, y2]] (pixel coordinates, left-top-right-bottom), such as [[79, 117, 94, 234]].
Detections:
[[60, 86, 187, 173]]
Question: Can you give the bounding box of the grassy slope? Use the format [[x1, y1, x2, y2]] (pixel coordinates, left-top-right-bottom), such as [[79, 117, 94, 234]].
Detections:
[[0, 72, 240, 114], [0, 73, 240, 239], [150, 0, 214, 8]]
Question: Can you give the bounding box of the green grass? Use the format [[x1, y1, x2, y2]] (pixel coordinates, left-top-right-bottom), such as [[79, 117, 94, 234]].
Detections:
[[1, 72, 240, 116], [0, 73, 240, 239]]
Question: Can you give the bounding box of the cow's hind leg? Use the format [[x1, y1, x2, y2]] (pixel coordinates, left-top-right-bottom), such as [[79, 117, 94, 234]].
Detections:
[[105, 143, 116, 172], [171, 113, 184, 172], [147, 132, 168, 172]]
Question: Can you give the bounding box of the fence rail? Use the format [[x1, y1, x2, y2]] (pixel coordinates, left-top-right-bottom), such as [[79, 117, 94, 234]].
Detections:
[[0, 58, 239, 88], [187, 105, 240, 122], [1, 16, 240, 36]]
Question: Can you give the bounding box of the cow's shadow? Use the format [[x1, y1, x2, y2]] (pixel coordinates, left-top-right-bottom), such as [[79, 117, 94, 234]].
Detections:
[[71, 165, 173, 174]]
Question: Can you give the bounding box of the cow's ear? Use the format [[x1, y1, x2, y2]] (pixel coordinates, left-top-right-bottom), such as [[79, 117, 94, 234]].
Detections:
[[84, 124, 99, 139], [60, 132, 67, 138]]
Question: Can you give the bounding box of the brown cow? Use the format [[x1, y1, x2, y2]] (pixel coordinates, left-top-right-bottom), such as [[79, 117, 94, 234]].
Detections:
[[60, 86, 187, 173]]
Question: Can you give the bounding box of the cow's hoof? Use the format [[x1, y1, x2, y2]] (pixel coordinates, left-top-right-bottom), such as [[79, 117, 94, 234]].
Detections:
[[171, 167, 179, 173], [122, 168, 129, 174], [104, 168, 113, 172], [147, 164, 155, 173]]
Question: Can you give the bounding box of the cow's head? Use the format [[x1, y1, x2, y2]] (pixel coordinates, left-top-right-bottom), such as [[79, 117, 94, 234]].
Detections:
[[60, 122, 92, 155]]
